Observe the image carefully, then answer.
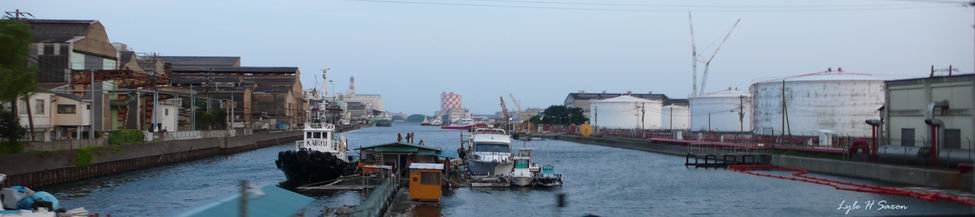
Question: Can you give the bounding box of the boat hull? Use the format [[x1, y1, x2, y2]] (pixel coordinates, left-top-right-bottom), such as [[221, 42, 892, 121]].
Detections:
[[467, 159, 513, 176], [510, 176, 533, 187], [441, 124, 473, 130], [275, 150, 355, 188]]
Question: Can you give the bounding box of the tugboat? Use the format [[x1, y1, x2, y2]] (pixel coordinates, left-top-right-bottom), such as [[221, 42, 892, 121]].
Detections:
[[275, 109, 355, 188]]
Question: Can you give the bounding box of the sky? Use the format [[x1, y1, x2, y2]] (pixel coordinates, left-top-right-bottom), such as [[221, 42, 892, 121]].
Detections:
[[6, 0, 973, 115]]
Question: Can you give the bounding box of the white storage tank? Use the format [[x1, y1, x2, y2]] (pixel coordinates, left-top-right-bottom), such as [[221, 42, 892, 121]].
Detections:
[[662, 104, 690, 130], [590, 95, 662, 130], [690, 88, 752, 132], [750, 69, 884, 137]]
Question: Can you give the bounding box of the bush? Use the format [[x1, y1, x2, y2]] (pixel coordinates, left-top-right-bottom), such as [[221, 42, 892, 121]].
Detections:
[[108, 129, 144, 145], [0, 141, 24, 154], [76, 147, 94, 166]]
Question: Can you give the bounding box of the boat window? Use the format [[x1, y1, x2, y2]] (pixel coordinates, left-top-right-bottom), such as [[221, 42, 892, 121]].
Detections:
[[474, 143, 509, 152], [313, 132, 322, 138], [306, 132, 312, 139], [420, 172, 440, 185], [515, 159, 529, 168]]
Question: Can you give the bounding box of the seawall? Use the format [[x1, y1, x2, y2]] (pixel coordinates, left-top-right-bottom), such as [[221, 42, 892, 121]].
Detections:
[[542, 134, 972, 191], [0, 131, 302, 188]]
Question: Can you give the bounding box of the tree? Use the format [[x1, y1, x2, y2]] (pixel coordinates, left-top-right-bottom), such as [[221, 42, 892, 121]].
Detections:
[[405, 114, 427, 123], [0, 19, 37, 142], [530, 105, 587, 125]]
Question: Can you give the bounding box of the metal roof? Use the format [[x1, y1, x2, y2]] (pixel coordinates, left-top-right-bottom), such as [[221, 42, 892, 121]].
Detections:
[[26, 19, 96, 43], [175, 185, 314, 217], [409, 163, 444, 170], [356, 142, 443, 152], [159, 56, 240, 67], [171, 66, 298, 73], [753, 70, 883, 84], [567, 92, 668, 101], [593, 95, 660, 103]]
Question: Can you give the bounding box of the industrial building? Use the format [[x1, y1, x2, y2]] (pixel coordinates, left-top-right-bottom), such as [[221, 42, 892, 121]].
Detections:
[[884, 74, 974, 150], [589, 95, 663, 130], [166, 56, 304, 129], [689, 88, 751, 132], [565, 92, 669, 118], [750, 69, 885, 137], [662, 103, 690, 130]]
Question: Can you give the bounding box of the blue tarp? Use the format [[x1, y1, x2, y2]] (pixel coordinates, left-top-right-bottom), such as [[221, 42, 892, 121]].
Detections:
[[175, 185, 313, 217]]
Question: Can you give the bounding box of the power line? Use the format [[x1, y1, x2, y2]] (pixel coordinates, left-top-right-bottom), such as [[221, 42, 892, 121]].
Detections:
[[460, 0, 952, 8], [349, 0, 960, 12]]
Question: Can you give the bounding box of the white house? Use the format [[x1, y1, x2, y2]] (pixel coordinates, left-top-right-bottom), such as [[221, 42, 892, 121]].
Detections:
[[17, 91, 92, 141]]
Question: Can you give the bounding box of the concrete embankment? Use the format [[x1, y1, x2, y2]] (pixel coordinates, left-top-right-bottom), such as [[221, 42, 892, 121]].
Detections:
[[542, 134, 972, 191], [0, 131, 301, 188]]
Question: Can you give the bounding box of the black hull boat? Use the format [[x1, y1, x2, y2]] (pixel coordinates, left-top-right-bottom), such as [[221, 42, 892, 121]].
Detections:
[[276, 150, 355, 188]]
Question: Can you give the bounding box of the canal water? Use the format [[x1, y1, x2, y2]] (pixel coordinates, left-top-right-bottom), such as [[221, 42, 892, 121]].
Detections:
[[48, 123, 973, 216]]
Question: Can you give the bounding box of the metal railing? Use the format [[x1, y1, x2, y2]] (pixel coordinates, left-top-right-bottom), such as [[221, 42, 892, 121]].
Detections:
[[351, 177, 399, 217], [23, 129, 257, 152]]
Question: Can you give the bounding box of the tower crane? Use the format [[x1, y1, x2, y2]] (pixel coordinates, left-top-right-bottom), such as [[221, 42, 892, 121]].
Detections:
[[499, 96, 511, 122], [699, 19, 741, 95], [508, 94, 526, 121]]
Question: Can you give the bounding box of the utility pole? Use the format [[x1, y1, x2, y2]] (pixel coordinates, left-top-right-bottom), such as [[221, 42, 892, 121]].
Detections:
[[89, 70, 95, 139], [739, 95, 744, 132], [191, 88, 196, 131], [640, 102, 646, 138]]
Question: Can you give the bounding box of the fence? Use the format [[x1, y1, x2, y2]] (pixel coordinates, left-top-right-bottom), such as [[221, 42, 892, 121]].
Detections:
[[23, 129, 257, 152], [351, 177, 399, 217], [25, 137, 108, 152], [144, 129, 254, 142]]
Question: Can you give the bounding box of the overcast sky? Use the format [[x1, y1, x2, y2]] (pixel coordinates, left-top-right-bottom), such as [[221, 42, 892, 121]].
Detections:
[[7, 0, 973, 114]]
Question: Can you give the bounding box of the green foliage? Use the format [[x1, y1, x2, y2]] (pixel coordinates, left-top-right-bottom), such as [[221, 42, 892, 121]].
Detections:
[[76, 147, 94, 166], [108, 129, 145, 145], [529, 105, 588, 125], [0, 141, 23, 154], [405, 114, 427, 122], [0, 108, 25, 143], [195, 110, 227, 130], [0, 19, 37, 102]]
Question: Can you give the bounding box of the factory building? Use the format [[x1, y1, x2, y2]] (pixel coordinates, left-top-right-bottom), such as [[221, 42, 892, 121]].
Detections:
[[689, 88, 751, 132], [750, 69, 885, 137], [884, 74, 974, 150]]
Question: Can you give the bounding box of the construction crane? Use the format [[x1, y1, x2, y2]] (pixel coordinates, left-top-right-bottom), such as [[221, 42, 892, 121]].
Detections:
[[699, 19, 741, 95], [508, 94, 525, 120], [499, 96, 511, 122], [689, 13, 742, 96]]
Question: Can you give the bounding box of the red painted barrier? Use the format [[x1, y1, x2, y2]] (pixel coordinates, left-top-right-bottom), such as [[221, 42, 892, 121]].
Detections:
[[728, 164, 975, 206]]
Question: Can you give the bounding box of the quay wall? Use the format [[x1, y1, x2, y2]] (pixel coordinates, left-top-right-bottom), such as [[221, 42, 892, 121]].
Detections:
[[0, 131, 301, 188], [543, 134, 972, 191]]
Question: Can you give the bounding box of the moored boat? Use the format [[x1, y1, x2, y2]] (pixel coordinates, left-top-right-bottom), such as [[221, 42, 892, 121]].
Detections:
[[509, 149, 537, 187], [275, 109, 355, 188], [465, 128, 513, 176], [534, 165, 563, 187]]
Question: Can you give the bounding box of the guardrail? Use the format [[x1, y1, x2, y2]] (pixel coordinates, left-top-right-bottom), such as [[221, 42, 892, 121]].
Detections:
[[23, 129, 257, 152], [351, 177, 399, 217]]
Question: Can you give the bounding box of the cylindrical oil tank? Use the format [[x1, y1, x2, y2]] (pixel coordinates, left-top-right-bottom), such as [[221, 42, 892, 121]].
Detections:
[[661, 105, 690, 130], [750, 70, 884, 137], [590, 95, 662, 130], [689, 89, 751, 132]]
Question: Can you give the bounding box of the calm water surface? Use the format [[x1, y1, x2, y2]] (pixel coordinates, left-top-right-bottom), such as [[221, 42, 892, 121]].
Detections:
[[48, 123, 974, 216]]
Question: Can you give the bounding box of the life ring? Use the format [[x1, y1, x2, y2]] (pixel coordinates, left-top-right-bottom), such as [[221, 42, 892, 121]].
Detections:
[[412, 177, 418, 182]]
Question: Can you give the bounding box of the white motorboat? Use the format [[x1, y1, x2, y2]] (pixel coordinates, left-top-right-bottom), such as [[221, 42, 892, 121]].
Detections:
[[509, 149, 537, 187], [465, 128, 513, 176]]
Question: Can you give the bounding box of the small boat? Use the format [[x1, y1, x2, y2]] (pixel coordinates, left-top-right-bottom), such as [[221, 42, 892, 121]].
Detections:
[[441, 118, 475, 130], [534, 165, 563, 187], [374, 119, 392, 127], [0, 175, 84, 217], [509, 149, 536, 187], [420, 117, 431, 126], [465, 128, 513, 176]]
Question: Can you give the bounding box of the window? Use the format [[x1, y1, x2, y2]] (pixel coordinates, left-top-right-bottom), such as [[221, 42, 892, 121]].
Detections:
[[306, 132, 312, 139], [945, 129, 961, 150], [313, 132, 321, 139], [420, 172, 440, 185], [57, 104, 76, 114], [165, 109, 169, 116], [901, 128, 915, 147], [35, 99, 44, 115], [474, 143, 509, 152]]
